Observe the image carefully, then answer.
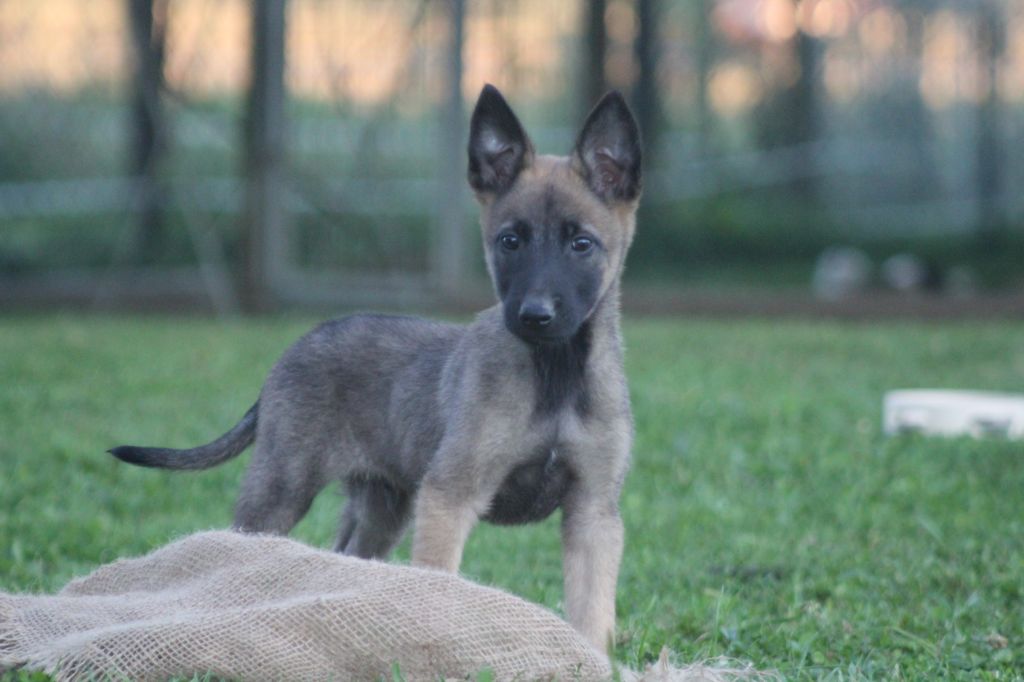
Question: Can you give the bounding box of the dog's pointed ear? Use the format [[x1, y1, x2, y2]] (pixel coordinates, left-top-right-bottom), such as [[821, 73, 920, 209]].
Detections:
[[573, 91, 642, 203], [468, 84, 534, 198]]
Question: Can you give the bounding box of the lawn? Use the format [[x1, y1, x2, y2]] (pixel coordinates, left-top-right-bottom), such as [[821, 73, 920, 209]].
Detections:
[[1, 314, 1022, 680]]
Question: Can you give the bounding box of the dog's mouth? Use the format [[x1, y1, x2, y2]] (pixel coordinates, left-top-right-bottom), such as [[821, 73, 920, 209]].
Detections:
[[521, 331, 573, 345], [504, 320, 578, 345]]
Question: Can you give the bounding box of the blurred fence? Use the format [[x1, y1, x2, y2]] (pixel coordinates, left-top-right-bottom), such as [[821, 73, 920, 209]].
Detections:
[[0, 0, 1022, 312]]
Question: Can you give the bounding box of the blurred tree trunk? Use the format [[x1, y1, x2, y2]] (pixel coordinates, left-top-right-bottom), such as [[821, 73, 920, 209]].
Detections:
[[435, 0, 465, 298], [755, 30, 821, 200], [128, 0, 167, 265], [789, 31, 820, 199], [692, 0, 717, 231], [694, 0, 714, 162], [900, 8, 935, 200], [242, 0, 288, 312], [632, 0, 660, 166], [581, 0, 607, 118], [976, 1, 1005, 244]]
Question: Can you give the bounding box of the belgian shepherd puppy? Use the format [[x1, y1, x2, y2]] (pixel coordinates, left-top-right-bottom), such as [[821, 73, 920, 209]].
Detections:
[[111, 84, 642, 651]]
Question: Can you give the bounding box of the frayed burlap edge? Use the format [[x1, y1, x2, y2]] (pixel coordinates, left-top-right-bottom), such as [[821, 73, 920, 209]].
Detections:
[[623, 648, 777, 681]]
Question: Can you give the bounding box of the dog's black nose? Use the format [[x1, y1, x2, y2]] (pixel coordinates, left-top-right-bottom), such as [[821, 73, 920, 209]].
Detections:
[[519, 301, 554, 328]]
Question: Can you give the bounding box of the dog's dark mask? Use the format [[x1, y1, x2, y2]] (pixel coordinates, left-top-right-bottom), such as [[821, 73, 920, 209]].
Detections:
[[489, 198, 603, 343], [467, 85, 642, 345]]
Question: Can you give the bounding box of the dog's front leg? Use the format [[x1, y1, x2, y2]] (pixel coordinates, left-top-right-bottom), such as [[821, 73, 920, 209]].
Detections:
[[410, 481, 478, 572], [560, 422, 630, 653], [562, 490, 625, 654]]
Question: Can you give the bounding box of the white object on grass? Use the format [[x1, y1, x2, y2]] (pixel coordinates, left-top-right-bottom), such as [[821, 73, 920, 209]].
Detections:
[[884, 390, 1024, 439]]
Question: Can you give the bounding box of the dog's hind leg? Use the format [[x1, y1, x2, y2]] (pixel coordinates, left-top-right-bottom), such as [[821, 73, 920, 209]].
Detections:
[[333, 502, 358, 553], [336, 477, 411, 559], [232, 443, 329, 535]]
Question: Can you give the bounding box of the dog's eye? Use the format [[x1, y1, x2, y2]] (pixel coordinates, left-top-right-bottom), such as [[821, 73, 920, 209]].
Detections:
[[571, 236, 594, 253], [499, 234, 521, 251]]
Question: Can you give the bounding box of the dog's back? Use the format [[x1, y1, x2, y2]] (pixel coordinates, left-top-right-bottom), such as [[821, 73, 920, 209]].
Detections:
[[110, 313, 463, 486], [258, 314, 464, 485]]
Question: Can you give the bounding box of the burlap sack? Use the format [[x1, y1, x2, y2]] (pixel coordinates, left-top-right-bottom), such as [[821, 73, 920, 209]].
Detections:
[[0, 531, 764, 681]]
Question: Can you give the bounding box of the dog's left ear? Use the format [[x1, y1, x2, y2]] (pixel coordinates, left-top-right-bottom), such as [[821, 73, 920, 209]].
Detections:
[[573, 92, 642, 203]]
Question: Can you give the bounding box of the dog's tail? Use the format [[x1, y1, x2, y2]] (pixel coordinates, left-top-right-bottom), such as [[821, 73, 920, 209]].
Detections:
[[108, 402, 258, 470]]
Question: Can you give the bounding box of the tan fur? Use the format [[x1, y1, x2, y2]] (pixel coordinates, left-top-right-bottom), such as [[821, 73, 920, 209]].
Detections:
[[412, 138, 639, 652], [411, 485, 478, 572]]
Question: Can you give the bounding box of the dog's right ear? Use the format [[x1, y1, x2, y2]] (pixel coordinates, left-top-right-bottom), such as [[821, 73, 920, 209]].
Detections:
[[467, 84, 534, 199]]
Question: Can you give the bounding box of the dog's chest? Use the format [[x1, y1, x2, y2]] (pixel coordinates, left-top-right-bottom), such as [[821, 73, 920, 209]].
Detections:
[[482, 446, 571, 526]]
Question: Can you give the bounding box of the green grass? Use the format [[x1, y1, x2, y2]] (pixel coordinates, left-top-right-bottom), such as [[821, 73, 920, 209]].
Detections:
[[1, 315, 1022, 680]]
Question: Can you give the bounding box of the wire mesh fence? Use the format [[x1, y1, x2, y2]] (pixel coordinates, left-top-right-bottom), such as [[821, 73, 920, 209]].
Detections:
[[0, 0, 1022, 312]]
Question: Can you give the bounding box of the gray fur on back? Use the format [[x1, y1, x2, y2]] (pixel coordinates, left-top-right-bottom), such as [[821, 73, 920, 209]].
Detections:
[[258, 313, 463, 490]]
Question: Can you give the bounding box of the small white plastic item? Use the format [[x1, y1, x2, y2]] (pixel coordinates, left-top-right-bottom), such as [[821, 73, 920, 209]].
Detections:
[[884, 390, 1024, 439]]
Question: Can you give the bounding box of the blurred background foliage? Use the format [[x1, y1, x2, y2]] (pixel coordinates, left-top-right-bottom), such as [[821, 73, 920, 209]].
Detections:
[[0, 0, 1022, 312]]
